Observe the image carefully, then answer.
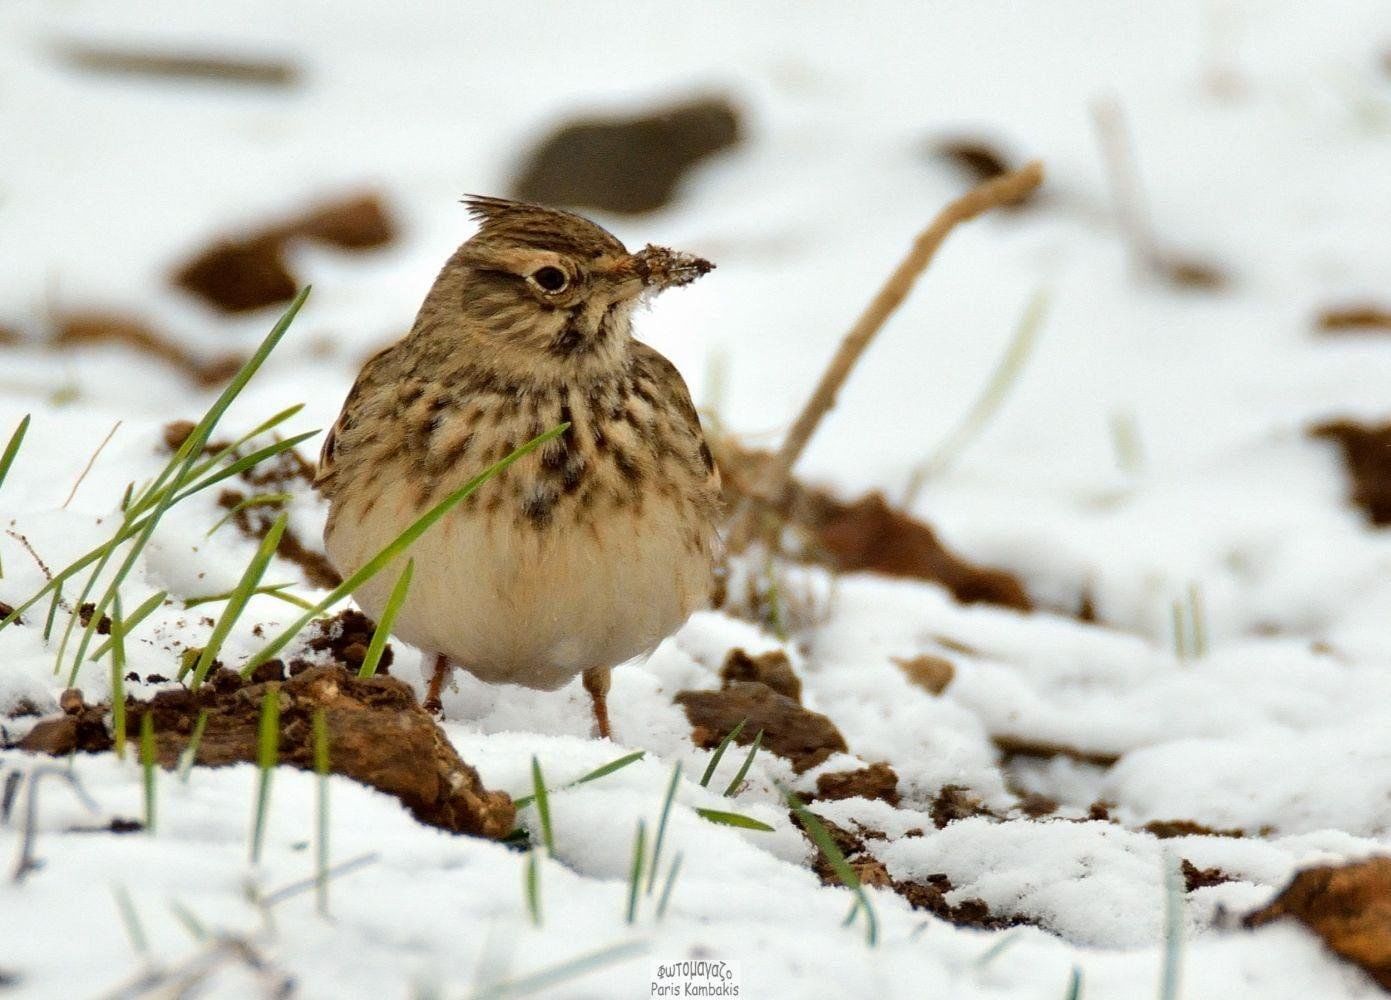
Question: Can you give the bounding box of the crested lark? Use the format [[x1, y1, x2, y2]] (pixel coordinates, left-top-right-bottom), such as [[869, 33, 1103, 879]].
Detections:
[[316, 197, 721, 738]]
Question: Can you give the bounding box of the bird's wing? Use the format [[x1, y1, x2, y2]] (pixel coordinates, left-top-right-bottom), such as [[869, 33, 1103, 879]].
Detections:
[[314, 344, 396, 496], [631, 342, 722, 500]]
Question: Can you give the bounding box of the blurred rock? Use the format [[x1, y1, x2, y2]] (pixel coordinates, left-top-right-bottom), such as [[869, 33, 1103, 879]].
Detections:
[[720, 648, 802, 702], [1245, 857, 1391, 989], [1316, 304, 1391, 334], [1311, 419, 1391, 526], [512, 95, 742, 214], [893, 653, 954, 695], [928, 136, 1037, 209], [173, 192, 397, 313]]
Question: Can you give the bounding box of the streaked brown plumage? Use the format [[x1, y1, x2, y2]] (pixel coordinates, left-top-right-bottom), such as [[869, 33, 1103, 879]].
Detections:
[[316, 197, 721, 737]]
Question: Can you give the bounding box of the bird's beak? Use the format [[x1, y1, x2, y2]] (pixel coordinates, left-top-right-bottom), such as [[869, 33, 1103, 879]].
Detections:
[[608, 244, 714, 301]]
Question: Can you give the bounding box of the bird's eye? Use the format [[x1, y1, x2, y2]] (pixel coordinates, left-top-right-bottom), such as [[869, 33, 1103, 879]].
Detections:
[[532, 266, 569, 293]]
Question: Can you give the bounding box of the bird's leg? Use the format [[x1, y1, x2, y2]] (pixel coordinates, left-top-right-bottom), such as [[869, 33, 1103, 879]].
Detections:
[[423, 653, 451, 716], [582, 666, 612, 740]]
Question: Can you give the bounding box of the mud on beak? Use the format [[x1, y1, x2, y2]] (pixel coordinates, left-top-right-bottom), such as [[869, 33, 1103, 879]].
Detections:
[[609, 244, 714, 299]]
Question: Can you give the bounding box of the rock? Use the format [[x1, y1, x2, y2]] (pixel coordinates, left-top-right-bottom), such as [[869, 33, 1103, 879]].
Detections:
[[893, 653, 955, 695], [1245, 857, 1391, 990], [675, 681, 847, 773], [815, 762, 900, 806], [1312, 419, 1391, 526], [720, 648, 801, 702], [512, 95, 742, 215]]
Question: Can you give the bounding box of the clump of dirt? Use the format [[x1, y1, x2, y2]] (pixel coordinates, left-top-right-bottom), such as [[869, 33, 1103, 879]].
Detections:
[[814, 762, 900, 806], [0, 601, 19, 624], [19, 666, 513, 839], [162, 419, 229, 454], [1143, 818, 1246, 840], [894, 873, 1026, 931], [793, 809, 1022, 930], [53, 312, 246, 386], [675, 680, 847, 773], [720, 648, 802, 702], [172, 192, 397, 313], [0, 324, 21, 345], [1182, 859, 1234, 892], [77, 602, 111, 635], [893, 653, 955, 695], [1245, 857, 1391, 989], [928, 137, 1038, 209], [299, 608, 392, 675], [992, 734, 1122, 768], [1311, 419, 1391, 526], [930, 784, 1001, 828], [1316, 304, 1391, 334], [216, 488, 341, 590], [512, 95, 742, 215]]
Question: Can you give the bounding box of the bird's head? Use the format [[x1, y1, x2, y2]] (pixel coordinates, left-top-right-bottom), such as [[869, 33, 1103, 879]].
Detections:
[[416, 196, 712, 384]]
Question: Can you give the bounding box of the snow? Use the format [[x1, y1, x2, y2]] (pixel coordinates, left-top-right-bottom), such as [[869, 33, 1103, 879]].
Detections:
[[5, 0, 1391, 996]]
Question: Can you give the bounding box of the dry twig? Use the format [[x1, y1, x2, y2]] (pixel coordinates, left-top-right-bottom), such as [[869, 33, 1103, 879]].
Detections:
[[726, 161, 1045, 550]]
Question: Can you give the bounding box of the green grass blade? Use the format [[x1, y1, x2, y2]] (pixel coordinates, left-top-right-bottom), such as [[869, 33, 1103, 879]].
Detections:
[[905, 286, 1048, 502], [785, 788, 878, 946], [626, 819, 646, 924], [530, 756, 554, 857], [525, 850, 541, 927], [695, 808, 774, 832], [1159, 854, 1184, 1000], [1064, 965, 1083, 1000], [656, 851, 683, 919], [358, 558, 411, 678], [140, 711, 157, 834], [647, 764, 681, 895], [313, 707, 330, 917], [723, 730, 762, 798], [168, 899, 207, 942], [0, 414, 30, 491], [177, 709, 210, 782], [698, 718, 747, 788], [206, 492, 291, 537], [64, 289, 310, 678], [194, 513, 287, 688], [88, 590, 167, 661], [244, 424, 565, 671], [185, 582, 315, 612], [174, 403, 306, 502], [110, 595, 128, 760], [112, 885, 148, 957], [250, 688, 281, 864], [511, 750, 645, 809]]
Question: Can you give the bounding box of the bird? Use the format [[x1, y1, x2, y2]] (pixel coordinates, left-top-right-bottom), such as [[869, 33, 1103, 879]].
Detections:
[[315, 196, 722, 738]]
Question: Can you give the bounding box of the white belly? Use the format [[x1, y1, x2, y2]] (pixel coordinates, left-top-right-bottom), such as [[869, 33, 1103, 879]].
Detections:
[[325, 482, 714, 690]]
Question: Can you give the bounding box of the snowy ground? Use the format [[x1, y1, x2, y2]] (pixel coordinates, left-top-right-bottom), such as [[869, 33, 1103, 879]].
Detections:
[[4, 1, 1391, 997]]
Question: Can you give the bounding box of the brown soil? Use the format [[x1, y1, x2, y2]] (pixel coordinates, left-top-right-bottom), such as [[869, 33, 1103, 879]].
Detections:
[[172, 192, 397, 313], [720, 648, 802, 702], [18, 665, 513, 839], [793, 809, 1022, 931], [930, 784, 1000, 828], [1311, 419, 1391, 526], [1316, 304, 1391, 334], [992, 734, 1122, 768], [1245, 856, 1391, 989], [1182, 858, 1234, 892], [297, 608, 392, 676], [893, 653, 955, 695], [77, 602, 111, 635], [814, 762, 900, 806], [1143, 818, 1246, 840], [53, 43, 299, 87], [53, 312, 246, 386], [512, 96, 742, 215], [675, 680, 847, 773]]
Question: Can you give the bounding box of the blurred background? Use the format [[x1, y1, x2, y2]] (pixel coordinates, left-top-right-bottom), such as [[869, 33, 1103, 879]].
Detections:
[[3, 0, 1391, 645]]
